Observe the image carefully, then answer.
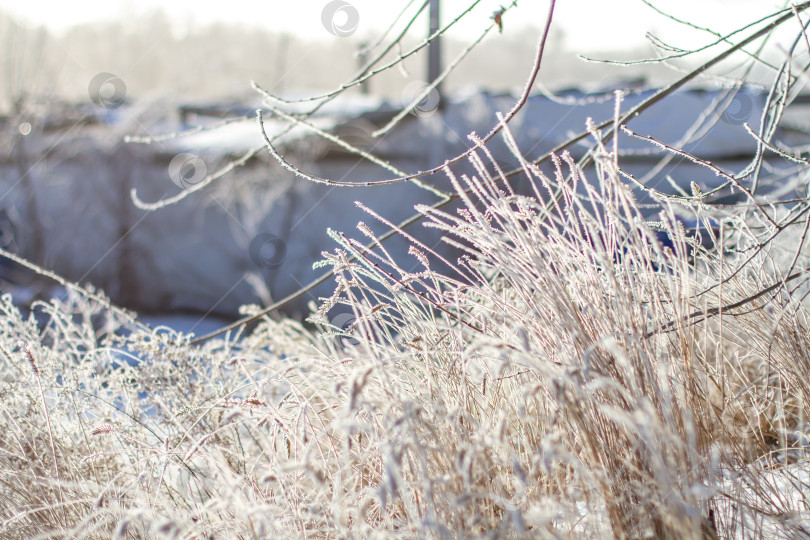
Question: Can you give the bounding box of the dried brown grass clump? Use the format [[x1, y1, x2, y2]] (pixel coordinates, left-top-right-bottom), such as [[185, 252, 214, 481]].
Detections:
[[2, 127, 810, 538], [5, 3, 810, 536]]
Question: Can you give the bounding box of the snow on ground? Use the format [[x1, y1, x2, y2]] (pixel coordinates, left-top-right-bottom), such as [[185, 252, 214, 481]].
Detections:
[[138, 313, 234, 339]]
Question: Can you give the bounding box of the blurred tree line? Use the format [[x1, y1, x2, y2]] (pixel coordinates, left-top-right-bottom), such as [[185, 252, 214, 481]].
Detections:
[[0, 7, 675, 112]]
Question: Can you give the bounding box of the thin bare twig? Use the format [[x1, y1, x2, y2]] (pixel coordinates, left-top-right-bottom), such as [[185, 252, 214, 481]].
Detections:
[[645, 266, 809, 338], [261, 0, 487, 105], [621, 125, 778, 227], [188, 0, 559, 344], [192, 1, 810, 345]]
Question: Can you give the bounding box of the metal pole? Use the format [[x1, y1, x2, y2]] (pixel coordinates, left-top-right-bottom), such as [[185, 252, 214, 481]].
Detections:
[[428, 0, 442, 101], [358, 41, 370, 95]]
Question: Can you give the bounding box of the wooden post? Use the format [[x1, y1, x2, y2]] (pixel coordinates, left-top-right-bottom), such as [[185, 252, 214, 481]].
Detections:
[[428, 0, 442, 101]]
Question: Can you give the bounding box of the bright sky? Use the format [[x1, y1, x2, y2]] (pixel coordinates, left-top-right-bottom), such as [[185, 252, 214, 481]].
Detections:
[[0, 0, 785, 51]]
